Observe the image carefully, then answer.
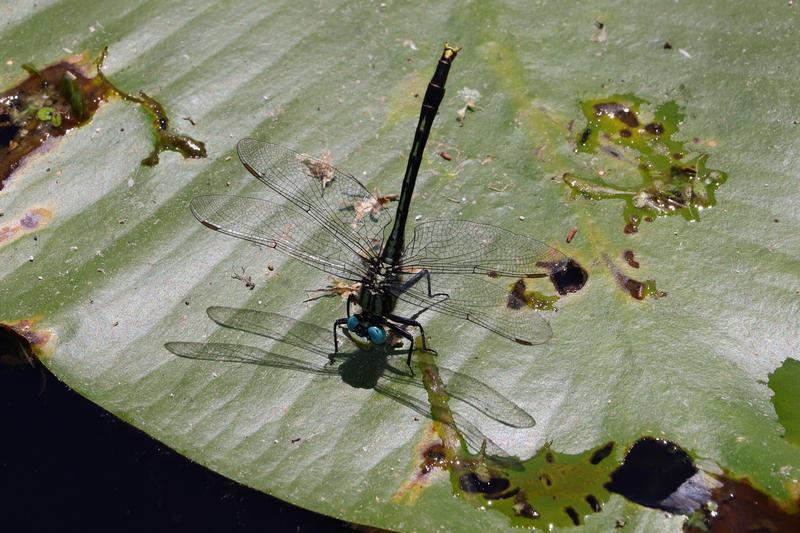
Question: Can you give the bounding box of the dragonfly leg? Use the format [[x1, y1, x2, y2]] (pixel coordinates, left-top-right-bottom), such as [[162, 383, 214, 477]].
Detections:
[[387, 313, 437, 357], [384, 320, 416, 373], [331, 317, 349, 365], [399, 269, 449, 301]]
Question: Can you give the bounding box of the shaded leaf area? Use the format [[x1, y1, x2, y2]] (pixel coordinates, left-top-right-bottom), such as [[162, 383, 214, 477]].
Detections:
[[1, 1, 799, 531]]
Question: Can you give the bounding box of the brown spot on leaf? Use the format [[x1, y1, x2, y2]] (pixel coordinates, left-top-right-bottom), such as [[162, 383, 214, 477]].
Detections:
[[623, 250, 640, 269], [0, 318, 54, 357], [0, 206, 52, 245]]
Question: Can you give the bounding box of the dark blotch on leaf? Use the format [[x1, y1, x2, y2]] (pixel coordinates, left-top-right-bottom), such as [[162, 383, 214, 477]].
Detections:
[[589, 442, 614, 465], [586, 494, 602, 512], [459, 473, 511, 495], [564, 506, 581, 526], [514, 491, 540, 519], [544, 258, 588, 295], [615, 109, 639, 128], [605, 437, 696, 509], [0, 115, 20, 148], [1, 50, 207, 189], [686, 475, 800, 531], [645, 122, 664, 135]]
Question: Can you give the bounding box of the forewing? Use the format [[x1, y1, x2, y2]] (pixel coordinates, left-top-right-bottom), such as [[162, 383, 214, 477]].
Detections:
[[190, 195, 368, 281], [237, 139, 392, 260], [390, 271, 553, 346], [402, 220, 568, 277]]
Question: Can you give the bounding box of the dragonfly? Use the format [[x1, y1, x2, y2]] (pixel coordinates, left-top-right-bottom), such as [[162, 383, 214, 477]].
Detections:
[[190, 44, 586, 367]]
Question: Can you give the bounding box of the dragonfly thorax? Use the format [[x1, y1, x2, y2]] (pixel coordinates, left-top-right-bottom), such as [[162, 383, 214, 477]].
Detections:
[[357, 261, 400, 318]]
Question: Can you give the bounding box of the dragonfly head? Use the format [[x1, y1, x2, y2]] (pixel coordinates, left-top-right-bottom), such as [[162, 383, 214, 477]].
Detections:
[[347, 314, 386, 345], [346, 315, 360, 332], [367, 325, 387, 345]]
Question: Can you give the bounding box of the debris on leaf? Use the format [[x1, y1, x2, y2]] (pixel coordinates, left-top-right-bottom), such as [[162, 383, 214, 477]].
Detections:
[[300, 150, 334, 187], [352, 188, 399, 224], [231, 267, 255, 290], [591, 21, 608, 43], [403, 39, 418, 51], [304, 279, 361, 302], [456, 87, 480, 126], [565, 226, 578, 243]]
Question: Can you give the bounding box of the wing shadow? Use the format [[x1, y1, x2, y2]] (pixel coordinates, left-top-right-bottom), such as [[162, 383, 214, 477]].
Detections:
[[165, 306, 536, 454]]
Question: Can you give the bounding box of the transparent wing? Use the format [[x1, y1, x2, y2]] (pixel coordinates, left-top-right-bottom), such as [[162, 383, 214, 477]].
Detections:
[[390, 271, 553, 346], [204, 307, 534, 428], [205, 306, 332, 357], [402, 220, 568, 278], [237, 138, 393, 261], [384, 366, 535, 428], [190, 195, 369, 281], [165, 341, 333, 375]]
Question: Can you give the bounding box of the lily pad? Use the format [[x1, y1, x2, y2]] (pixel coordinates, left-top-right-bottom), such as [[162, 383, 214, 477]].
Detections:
[[1, 1, 799, 530]]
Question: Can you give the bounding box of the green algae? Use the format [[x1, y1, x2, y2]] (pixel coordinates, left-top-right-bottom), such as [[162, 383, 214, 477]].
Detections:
[[414, 349, 615, 528], [566, 94, 728, 233], [769, 358, 800, 447]]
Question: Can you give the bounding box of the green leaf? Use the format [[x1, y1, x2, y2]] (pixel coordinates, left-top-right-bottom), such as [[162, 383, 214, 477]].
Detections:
[[1, 1, 798, 531], [770, 358, 800, 447], [59, 71, 84, 119]]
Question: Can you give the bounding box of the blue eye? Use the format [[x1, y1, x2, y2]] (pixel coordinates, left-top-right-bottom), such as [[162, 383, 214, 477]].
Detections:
[[367, 326, 386, 344], [347, 315, 360, 331]]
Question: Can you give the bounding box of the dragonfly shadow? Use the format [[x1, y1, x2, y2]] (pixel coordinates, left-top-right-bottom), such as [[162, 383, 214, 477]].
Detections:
[[165, 306, 535, 454]]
